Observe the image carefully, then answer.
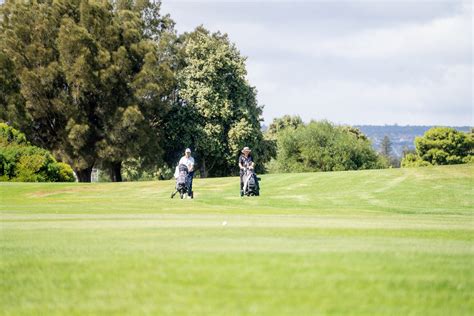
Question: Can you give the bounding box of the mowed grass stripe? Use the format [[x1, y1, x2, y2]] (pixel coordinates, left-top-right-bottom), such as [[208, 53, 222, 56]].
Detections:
[[1, 213, 472, 230]]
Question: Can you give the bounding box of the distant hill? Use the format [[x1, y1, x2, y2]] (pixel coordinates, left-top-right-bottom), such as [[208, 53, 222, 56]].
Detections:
[[355, 125, 472, 157]]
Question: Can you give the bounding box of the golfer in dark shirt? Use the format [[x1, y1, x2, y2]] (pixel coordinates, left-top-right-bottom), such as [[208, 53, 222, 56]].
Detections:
[[239, 146, 254, 194]]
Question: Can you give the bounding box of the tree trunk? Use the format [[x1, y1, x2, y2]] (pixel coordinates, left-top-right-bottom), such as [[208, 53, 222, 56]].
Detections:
[[109, 161, 122, 182], [76, 167, 93, 182], [200, 158, 207, 178]]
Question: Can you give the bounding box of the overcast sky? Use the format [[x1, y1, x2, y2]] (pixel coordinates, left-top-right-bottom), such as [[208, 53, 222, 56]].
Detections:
[[161, 0, 473, 126]]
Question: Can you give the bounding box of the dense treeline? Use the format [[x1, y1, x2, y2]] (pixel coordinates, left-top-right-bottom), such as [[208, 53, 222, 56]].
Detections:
[[1, 0, 176, 181], [0, 0, 271, 181]]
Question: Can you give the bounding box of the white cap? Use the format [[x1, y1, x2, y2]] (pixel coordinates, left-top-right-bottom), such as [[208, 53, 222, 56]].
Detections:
[[185, 148, 191, 153]]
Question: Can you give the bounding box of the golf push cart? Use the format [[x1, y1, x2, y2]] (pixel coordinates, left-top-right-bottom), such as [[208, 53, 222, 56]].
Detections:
[[241, 167, 260, 197], [171, 164, 193, 199]]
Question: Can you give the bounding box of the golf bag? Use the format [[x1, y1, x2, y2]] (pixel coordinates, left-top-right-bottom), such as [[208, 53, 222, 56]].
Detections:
[[242, 168, 260, 196], [171, 164, 192, 199]]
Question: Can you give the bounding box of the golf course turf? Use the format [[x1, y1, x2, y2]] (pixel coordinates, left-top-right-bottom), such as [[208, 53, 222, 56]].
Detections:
[[1, 164, 473, 315]]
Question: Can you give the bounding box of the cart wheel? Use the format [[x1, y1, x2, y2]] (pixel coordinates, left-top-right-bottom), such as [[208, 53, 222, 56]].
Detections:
[[180, 193, 184, 199]]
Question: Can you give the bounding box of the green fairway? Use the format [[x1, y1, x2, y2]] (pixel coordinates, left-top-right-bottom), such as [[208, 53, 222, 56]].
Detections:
[[1, 164, 473, 315]]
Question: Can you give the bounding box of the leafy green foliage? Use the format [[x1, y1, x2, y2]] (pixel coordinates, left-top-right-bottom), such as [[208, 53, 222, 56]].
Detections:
[[267, 115, 304, 140], [0, 123, 74, 182], [50, 162, 76, 182], [340, 126, 369, 141], [0, 122, 27, 146], [400, 153, 432, 168], [267, 115, 303, 137], [0, 0, 175, 181], [0, 51, 26, 132], [164, 27, 271, 176], [270, 121, 387, 173], [401, 127, 473, 167], [120, 157, 173, 181]]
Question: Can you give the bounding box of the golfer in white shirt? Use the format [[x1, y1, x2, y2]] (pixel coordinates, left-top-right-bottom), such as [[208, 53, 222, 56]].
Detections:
[[178, 148, 195, 197]]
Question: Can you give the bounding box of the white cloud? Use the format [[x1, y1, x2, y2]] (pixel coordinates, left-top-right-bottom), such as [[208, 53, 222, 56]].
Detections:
[[312, 11, 471, 62], [289, 65, 472, 125], [162, 0, 473, 125]]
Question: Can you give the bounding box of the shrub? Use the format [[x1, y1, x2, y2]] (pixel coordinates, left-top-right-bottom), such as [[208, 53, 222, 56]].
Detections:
[[47, 162, 75, 182], [401, 153, 432, 168], [401, 127, 473, 168], [269, 120, 386, 173], [0, 124, 75, 182], [15, 153, 52, 182]]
